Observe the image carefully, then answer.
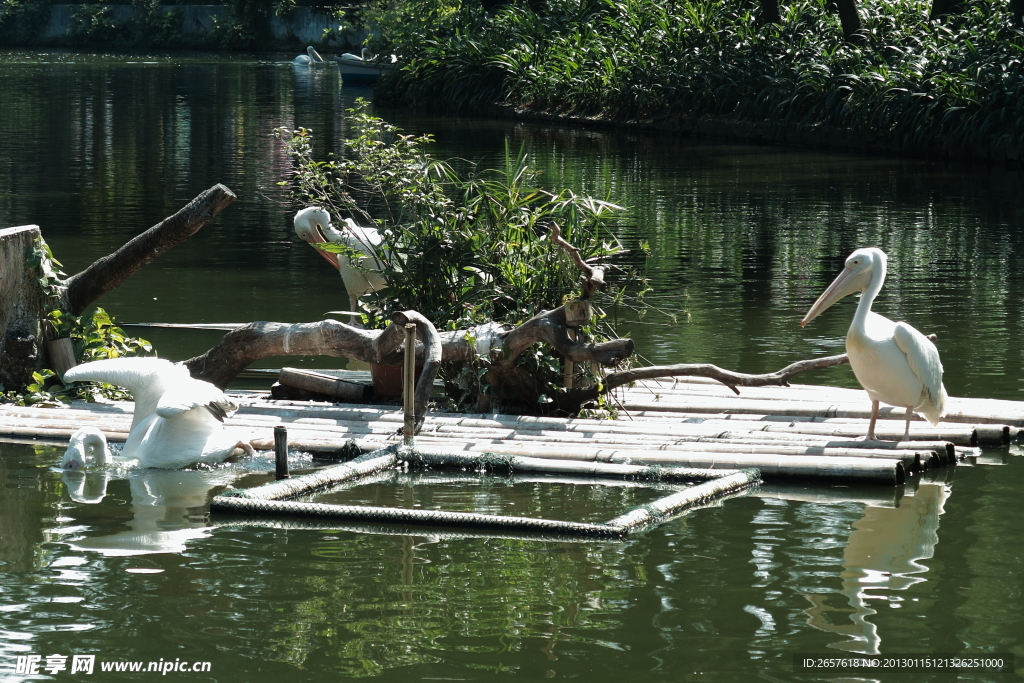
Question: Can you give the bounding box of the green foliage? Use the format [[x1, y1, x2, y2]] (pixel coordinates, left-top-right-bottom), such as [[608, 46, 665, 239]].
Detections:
[[374, 0, 1024, 148], [1, 237, 152, 407], [0, 0, 50, 44], [0, 307, 151, 406], [276, 100, 645, 411], [67, 2, 183, 47]]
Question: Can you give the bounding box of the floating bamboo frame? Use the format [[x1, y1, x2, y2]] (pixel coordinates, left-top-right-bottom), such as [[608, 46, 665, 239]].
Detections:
[[210, 444, 761, 538]]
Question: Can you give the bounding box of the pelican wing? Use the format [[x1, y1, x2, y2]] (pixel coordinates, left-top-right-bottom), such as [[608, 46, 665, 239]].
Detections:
[[893, 322, 944, 406], [156, 379, 238, 422]]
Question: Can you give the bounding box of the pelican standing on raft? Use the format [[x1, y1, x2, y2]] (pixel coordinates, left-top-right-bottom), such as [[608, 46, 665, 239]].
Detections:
[[293, 206, 388, 324], [62, 357, 254, 470], [293, 45, 325, 66], [800, 247, 947, 442]]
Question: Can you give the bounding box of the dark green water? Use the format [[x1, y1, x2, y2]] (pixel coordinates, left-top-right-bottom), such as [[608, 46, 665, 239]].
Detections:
[[2, 50, 1024, 681]]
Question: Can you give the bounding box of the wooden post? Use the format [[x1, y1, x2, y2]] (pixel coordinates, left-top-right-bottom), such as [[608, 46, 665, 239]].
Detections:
[[274, 426, 289, 480], [0, 226, 45, 391], [403, 323, 416, 445]]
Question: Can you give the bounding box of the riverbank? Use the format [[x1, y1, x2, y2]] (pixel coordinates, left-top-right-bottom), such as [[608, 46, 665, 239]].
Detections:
[[373, 0, 1024, 168], [477, 101, 1023, 169]]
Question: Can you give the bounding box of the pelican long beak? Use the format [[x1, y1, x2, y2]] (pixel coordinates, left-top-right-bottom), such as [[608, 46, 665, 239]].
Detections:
[[299, 224, 341, 270], [799, 265, 867, 327]]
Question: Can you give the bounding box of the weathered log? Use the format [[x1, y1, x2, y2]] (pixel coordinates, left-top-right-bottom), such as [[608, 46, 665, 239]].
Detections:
[[0, 226, 45, 389], [62, 184, 236, 315], [277, 368, 369, 402], [184, 309, 632, 392]]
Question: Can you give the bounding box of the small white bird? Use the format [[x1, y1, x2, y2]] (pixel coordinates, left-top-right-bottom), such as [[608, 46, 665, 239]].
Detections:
[[62, 357, 254, 469], [800, 247, 947, 442], [293, 45, 325, 66], [293, 206, 388, 324]]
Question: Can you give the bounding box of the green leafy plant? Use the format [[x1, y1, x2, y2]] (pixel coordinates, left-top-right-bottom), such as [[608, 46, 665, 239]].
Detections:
[[276, 100, 648, 412], [1, 238, 152, 407]]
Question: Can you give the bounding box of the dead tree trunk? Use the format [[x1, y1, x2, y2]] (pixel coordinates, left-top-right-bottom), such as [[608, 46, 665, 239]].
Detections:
[[183, 306, 633, 390], [62, 184, 236, 315], [0, 226, 46, 390]]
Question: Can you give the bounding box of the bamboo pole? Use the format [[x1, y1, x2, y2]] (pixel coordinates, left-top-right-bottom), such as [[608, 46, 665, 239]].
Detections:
[[266, 436, 905, 484], [210, 497, 623, 537], [226, 447, 399, 501], [403, 323, 415, 445], [606, 470, 761, 531], [407, 448, 740, 482], [619, 384, 1024, 429], [0, 404, 953, 463]]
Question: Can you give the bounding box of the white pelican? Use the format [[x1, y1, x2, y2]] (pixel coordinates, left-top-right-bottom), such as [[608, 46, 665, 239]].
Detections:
[[62, 357, 254, 469], [293, 45, 325, 65], [800, 247, 947, 441], [62, 427, 116, 470], [339, 46, 374, 62], [293, 206, 388, 324]]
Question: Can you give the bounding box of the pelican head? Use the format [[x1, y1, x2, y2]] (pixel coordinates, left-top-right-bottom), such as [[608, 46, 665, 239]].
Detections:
[[62, 427, 111, 470], [294, 206, 341, 269], [800, 247, 886, 327]]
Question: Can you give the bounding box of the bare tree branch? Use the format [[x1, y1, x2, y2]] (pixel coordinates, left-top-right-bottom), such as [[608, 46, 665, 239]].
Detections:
[[63, 185, 236, 315]]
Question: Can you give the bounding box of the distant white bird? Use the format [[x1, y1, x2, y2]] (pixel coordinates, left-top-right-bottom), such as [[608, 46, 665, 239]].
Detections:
[[293, 206, 388, 324], [62, 357, 254, 469], [339, 46, 374, 62], [800, 247, 947, 441], [293, 45, 325, 65]]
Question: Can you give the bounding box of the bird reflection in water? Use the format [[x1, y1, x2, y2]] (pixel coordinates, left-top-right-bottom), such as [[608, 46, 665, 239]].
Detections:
[[61, 468, 233, 556], [801, 479, 951, 654]]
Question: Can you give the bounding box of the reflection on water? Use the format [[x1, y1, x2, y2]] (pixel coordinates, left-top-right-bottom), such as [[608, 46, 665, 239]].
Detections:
[[802, 480, 951, 655], [3, 440, 1023, 679], [60, 468, 233, 556], [2, 50, 1024, 679]]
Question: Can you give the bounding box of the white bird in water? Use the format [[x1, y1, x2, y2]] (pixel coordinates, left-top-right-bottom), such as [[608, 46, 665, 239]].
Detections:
[[62, 357, 254, 469], [61, 427, 116, 471], [293, 45, 325, 65], [800, 247, 947, 442], [293, 206, 388, 325]]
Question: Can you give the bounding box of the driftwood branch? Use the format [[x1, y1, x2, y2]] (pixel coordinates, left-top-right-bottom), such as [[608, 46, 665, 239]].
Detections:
[[557, 354, 852, 413], [500, 304, 633, 367], [63, 184, 236, 315], [548, 222, 605, 299]]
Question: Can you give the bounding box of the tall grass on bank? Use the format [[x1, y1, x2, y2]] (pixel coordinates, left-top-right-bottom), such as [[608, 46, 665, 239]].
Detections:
[[373, 0, 1024, 148]]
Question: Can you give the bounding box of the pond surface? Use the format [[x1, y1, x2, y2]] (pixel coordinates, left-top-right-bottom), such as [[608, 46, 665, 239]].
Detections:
[[2, 50, 1024, 681]]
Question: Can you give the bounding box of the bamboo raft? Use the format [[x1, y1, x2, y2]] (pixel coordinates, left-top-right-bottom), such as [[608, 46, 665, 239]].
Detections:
[[3, 376, 1018, 486]]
